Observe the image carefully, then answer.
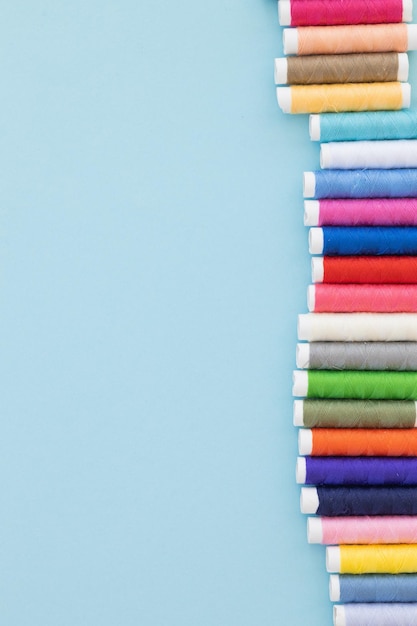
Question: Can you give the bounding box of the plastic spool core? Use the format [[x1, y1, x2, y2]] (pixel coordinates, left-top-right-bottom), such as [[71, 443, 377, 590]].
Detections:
[[304, 200, 320, 226], [292, 370, 308, 397], [408, 24, 417, 49], [293, 400, 304, 426], [300, 487, 319, 514], [311, 256, 324, 283], [297, 314, 312, 341], [309, 115, 320, 141], [296, 343, 310, 368], [309, 228, 324, 254], [276, 87, 292, 113], [303, 171, 316, 198], [403, 0, 413, 22], [326, 546, 341, 573], [278, 1, 291, 26], [307, 517, 323, 543], [398, 53, 409, 81], [333, 605, 346, 626], [329, 575, 341, 602], [274, 58, 288, 85], [298, 428, 313, 455], [307, 285, 315, 312], [283, 28, 298, 55], [402, 83, 411, 108], [296, 456, 306, 483]]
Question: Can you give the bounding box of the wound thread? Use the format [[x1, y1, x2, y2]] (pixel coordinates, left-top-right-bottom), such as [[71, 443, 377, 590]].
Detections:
[[298, 313, 417, 342], [317, 516, 417, 544], [300, 370, 417, 400], [302, 456, 417, 485], [278, 82, 406, 114], [280, 53, 400, 85], [305, 428, 417, 456], [337, 544, 417, 574], [311, 110, 417, 142], [321, 139, 417, 170], [318, 256, 417, 282], [306, 199, 417, 227], [336, 574, 417, 603], [311, 226, 417, 255], [282, 0, 405, 27], [291, 24, 410, 56], [304, 342, 417, 370], [315, 486, 417, 516], [299, 399, 417, 428], [334, 603, 417, 625], [304, 169, 417, 199], [311, 284, 417, 312]]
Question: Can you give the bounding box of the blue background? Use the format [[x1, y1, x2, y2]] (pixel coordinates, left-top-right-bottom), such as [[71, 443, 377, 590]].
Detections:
[[1, 2, 413, 625]]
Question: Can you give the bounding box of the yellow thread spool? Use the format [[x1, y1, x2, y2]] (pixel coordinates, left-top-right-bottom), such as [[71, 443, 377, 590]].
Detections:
[[277, 82, 409, 114], [338, 544, 417, 574]]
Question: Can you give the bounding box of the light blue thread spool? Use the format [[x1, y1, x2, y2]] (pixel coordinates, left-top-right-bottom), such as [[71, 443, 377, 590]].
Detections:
[[311, 110, 417, 142]]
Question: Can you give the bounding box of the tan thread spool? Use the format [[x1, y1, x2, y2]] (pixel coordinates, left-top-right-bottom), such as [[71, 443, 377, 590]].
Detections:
[[274, 52, 405, 85]]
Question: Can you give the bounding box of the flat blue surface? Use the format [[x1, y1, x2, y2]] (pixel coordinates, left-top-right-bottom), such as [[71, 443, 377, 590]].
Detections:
[[0, 1, 402, 625]]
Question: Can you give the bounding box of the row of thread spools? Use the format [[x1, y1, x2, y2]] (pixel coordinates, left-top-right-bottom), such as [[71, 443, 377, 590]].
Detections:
[[275, 1, 417, 625]]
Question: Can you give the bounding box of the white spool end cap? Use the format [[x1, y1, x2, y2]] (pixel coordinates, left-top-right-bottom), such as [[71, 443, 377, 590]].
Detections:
[[293, 400, 304, 426], [329, 575, 341, 602], [304, 200, 320, 226], [274, 58, 288, 85], [293, 370, 308, 397], [276, 87, 292, 113], [326, 546, 341, 573], [402, 83, 411, 108], [307, 285, 315, 312], [298, 314, 312, 341], [320, 143, 331, 169], [309, 228, 324, 254], [309, 115, 321, 141], [283, 28, 298, 55], [307, 517, 323, 543], [298, 428, 313, 455], [403, 0, 413, 22], [407, 24, 417, 50], [278, 1, 291, 26], [300, 487, 319, 514], [333, 605, 346, 626], [296, 456, 306, 483], [312, 256, 324, 282], [398, 52, 409, 81], [303, 171, 316, 198], [296, 343, 310, 369]]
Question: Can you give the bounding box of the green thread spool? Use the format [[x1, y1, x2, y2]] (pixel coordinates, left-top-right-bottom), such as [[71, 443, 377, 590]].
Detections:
[[293, 370, 417, 399]]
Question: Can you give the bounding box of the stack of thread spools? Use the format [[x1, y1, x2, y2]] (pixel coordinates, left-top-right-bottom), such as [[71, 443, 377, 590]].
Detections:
[[275, 1, 417, 625]]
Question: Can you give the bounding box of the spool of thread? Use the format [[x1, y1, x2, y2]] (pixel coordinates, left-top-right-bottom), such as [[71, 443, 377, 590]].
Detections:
[[297, 342, 417, 370], [333, 603, 417, 626], [301, 485, 417, 516], [310, 110, 417, 142], [308, 284, 417, 313], [330, 573, 417, 603], [297, 456, 417, 485], [278, 0, 412, 27], [327, 544, 417, 574], [277, 82, 409, 114], [284, 24, 417, 56], [305, 199, 417, 227], [308, 515, 417, 544], [303, 168, 417, 199], [293, 399, 417, 428], [321, 139, 417, 169], [309, 226, 417, 256], [293, 370, 417, 400], [298, 313, 417, 342], [311, 256, 417, 282], [274, 53, 407, 86], [299, 427, 417, 456]]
